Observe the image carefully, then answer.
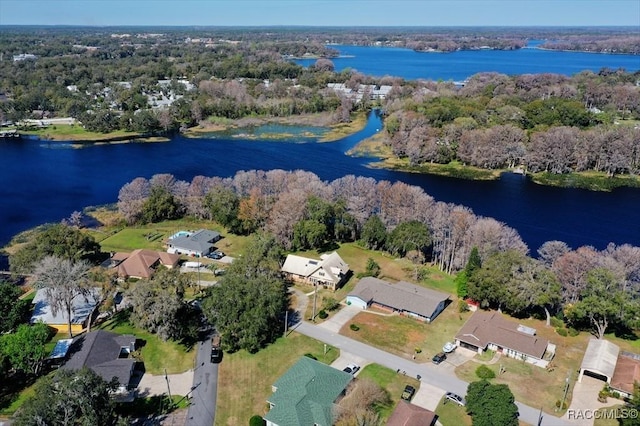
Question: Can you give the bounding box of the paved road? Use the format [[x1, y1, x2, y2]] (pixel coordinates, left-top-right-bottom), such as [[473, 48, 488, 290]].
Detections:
[[293, 321, 571, 426], [185, 334, 219, 426]]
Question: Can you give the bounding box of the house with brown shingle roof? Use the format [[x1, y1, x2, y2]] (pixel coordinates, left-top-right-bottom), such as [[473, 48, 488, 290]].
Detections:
[[387, 401, 438, 426], [610, 352, 640, 399], [454, 310, 556, 368], [346, 277, 450, 323], [111, 249, 180, 280]]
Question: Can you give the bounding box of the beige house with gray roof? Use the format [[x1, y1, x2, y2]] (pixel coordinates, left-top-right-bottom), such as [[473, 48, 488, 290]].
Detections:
[[346, 277, 450, 323]]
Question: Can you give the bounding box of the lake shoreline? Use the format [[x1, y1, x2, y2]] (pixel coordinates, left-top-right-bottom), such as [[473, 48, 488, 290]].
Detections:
[[349, 133, 640, 191]]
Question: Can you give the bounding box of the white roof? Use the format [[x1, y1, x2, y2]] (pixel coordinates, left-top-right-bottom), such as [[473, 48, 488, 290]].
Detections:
[[31, 287, 100, 326], [281, 254, 321, 277], [282, 252, 349, 284], [580, 338, 620, 381]]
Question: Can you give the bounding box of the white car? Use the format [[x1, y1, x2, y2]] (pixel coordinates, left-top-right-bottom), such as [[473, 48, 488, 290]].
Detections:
[[343, 363, 360, 375], [445, 392, 466, 406]]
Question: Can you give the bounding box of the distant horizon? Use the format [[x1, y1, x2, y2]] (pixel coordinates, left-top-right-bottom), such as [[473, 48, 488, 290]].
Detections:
[[1, 1, 639, 27], [0, 24, 638, 29]]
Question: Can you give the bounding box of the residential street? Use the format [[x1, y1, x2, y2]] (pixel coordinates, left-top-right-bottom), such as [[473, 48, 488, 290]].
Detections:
[[293, 321, 572, 426], [185, 334, 219, 426]]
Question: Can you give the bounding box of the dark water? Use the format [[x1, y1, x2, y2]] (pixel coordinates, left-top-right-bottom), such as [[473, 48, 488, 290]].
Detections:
[[2, 111, 639, 253], [296, 44, 640, 80], [2, 46, 640, 252]]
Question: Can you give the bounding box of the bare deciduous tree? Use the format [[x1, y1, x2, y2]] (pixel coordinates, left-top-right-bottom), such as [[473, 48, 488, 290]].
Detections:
[[33, 255, 93, 338], [336, 378, 387, 426]]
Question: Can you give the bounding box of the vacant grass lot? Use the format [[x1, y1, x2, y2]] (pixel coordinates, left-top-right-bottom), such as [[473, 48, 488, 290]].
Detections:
[[342, 306, 471, 361], [454, 319, 591, 418], [215, 333, 338, 425], [97, 311, 196, 375]]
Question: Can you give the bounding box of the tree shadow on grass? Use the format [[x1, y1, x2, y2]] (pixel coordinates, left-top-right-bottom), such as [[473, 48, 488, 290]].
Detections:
[[116, 394, 183, 424], [100, 309, 132, 331], [0, 371, 38, 413]]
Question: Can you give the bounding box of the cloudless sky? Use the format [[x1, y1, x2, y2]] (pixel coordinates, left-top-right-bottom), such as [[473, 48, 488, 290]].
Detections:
[[0, 0, 639, 27]]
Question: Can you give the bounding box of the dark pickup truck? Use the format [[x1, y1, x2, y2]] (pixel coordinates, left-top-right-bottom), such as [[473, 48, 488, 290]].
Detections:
[[210, 334, 222, 363]]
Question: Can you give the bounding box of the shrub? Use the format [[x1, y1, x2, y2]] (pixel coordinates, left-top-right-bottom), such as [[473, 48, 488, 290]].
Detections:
[[555, 400, 568, 410], [556, 327, 568, 337], [550, 317, 564, 328], [303, 353, 317, 360], [458, 299, 470, 313], [476, 365, 496, 379], [350, 323, 360, 331], [318, 310, 328, 319], [322, 297, 340, 311], [568, 328, 580, 337], [249, 415, 266, 426]]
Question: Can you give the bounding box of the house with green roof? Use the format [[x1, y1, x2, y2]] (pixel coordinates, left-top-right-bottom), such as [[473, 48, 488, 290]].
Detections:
[[264, 356, 353, 426]]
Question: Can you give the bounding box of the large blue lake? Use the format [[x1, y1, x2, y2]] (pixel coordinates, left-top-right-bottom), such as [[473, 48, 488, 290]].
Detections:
[[1, 45, 639, 253], [296, 43, 640, 80]]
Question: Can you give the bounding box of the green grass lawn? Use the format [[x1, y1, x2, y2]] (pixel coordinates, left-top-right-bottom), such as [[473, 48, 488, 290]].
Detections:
[[435, 396, 472, 426], [21, 124, 143, 141], [357, 364, 421, 420], [97, 219, 249, 257], [0, 380, 37, 417], [97, 311, 195, 375], [215, 332, 339, 426], [342, 304, 471, 361]]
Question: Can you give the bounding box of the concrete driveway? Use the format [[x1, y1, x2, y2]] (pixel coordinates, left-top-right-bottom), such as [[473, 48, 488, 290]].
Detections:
[[137, 370, 194, 398], [331, 350, 370, 376], [318, 304, 361, 332], [564, 375, 614, 425], [412, 381, 447, 411]]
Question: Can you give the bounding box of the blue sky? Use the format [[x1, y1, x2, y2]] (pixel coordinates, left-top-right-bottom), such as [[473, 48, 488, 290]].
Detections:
[[1, 0, 639, 26]]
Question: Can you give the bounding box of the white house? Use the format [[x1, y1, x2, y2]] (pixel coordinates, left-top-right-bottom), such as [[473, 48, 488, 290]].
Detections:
[[281, 252, 349, 291]]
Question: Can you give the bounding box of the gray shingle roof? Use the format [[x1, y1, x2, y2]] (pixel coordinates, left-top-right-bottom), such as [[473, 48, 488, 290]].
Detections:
[[348, 277, 450, 319], [167, 229, 220, 253], [62, 330, 136, 387]]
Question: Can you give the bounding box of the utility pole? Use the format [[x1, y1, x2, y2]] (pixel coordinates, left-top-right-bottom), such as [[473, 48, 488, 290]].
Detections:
[[312, 280, 318, 321], [165, 368, 173, 410], [284, 310, 288, 336]]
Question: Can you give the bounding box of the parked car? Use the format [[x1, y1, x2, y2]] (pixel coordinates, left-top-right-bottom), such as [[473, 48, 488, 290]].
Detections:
[[432, 351, 447, 364], [208, 251, 225, 260], [401, 385, 416, 401], [445, 391, 465, 406], [342, 363, 360, 375]]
